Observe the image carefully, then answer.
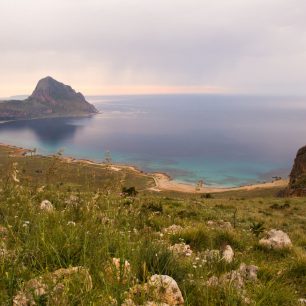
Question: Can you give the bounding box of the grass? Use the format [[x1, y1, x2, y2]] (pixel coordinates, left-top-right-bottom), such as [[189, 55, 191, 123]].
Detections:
[[0, 145, 305, 305]]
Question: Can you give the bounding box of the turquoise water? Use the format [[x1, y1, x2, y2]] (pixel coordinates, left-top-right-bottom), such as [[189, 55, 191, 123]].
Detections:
[[0, 94, 306, 187]]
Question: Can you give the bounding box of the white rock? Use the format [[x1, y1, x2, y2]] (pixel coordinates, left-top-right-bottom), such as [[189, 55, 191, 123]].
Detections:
[[222, 245, 234, 263], [207, 263, 258, 290], [162, 225, 183, 235], [207, 220, 232, 229], [169, 243, 192, 257], [299, 298, 306, 305], [13, 266, 92, 305], [39, 200, 54, 212], [145, 302, 170, 306], [122, 299, 136, 306], [0, 225, 8, 236], [148, 275, 184, 305], [259, 229, 292, 249], [238, 263, 258, 281]]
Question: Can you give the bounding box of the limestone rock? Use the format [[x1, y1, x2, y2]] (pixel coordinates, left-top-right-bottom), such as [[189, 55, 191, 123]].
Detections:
[[39, 200, 54, 212], [0, 225, 8, 238], [148, 275, 184, 305], [259, 229, 292, 249], [145, 302, 170, 306], [13, 266, 92, 305], [169, 243, 192, 257], [298, 298, 306, 305], [162, 225, 183, 235], [207, 220, 232, 230], [125, 275, 184, 306], [207, 263, 258, 290], [221, 245, 234, 263]]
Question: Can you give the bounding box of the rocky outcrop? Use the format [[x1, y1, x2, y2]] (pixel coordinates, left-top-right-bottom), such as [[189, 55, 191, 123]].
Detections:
[[259, 229, 292, 249], [0, 77, 98, 120], [288, 145, 306, 196]]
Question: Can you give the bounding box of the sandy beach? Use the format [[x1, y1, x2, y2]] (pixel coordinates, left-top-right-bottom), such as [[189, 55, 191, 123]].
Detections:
[[0, 143, 288, 193], [150, 172, 288, 193]]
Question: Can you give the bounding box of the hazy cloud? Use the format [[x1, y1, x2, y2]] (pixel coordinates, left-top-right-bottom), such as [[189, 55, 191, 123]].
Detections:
[[0, 0, 306, 95]]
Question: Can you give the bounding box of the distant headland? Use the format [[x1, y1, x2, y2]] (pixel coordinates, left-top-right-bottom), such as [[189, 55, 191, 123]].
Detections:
[[0, 77, 98, 120]]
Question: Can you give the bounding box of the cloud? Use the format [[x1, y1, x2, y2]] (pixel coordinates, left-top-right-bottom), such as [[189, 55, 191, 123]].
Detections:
[[0, 0, 306, 95]]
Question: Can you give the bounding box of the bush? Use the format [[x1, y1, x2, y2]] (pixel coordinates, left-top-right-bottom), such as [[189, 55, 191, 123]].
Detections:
[[122, 187, 138, 197]]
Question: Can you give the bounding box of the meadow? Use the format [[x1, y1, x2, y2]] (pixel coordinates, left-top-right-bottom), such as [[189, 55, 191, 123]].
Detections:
[[0, 145, 305, 305]]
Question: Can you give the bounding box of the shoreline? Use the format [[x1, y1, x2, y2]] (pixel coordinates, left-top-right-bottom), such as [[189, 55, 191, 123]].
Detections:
[[0, 142, 288, 193]]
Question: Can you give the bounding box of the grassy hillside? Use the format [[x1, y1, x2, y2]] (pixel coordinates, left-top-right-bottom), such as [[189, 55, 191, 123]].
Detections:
[[0, 146, 305, 305]]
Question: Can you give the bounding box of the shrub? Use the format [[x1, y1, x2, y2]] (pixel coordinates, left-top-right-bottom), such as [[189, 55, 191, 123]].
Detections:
[[122, 187, 138, 197], [250, 221, 265, 237]]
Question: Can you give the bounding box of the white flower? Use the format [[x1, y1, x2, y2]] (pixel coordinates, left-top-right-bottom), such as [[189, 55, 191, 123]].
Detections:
[[67, 221, 76, 226]]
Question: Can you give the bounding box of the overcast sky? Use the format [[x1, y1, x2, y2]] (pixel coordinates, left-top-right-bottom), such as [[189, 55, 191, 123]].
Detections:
[[0, 0, 306, 96]]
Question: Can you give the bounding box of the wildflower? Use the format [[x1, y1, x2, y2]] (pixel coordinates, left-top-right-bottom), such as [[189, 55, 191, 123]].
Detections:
[[22, 221, 30, 228], [67, 221, 76, 226]]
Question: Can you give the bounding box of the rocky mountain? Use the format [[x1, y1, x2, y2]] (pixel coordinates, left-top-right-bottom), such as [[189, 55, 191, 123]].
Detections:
[[0, 77, 98, 120], [287, 145, 306, 196]]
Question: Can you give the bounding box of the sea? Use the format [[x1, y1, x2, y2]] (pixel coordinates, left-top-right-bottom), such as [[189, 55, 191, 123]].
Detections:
[[1, 94, 306, 187]]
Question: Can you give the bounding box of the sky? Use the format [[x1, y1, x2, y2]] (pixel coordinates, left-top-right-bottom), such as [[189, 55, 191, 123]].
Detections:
[[0, 0, 306, 96]]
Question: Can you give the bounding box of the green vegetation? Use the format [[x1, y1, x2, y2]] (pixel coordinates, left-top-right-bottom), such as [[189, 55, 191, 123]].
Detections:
[[0, 146, 305, 305]]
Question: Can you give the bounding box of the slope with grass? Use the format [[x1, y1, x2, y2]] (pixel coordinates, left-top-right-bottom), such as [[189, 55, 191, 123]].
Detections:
[[0, 145, 305, 305]]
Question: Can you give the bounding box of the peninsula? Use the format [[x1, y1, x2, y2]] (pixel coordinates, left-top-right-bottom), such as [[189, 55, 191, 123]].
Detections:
[[0, 77, 98, 120]]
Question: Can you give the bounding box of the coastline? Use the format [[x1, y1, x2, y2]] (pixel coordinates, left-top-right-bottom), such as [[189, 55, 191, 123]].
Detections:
[[0, 143, 288, 193]]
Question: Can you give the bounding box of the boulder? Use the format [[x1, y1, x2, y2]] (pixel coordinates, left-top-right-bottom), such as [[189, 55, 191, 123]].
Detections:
[[13, 266, 92, 305], [39, 200, 54, 212], [148, 275, 184, 305], [259, 229, 292, 249], [221, 245, 234, 263]]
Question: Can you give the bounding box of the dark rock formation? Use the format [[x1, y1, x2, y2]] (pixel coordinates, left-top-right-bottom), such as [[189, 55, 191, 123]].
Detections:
[[287, 145, 306, 196], [0, 77, 98, 120]]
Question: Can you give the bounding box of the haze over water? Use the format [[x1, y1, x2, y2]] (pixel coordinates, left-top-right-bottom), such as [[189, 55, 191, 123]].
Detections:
[[0, 94, 305, 187]]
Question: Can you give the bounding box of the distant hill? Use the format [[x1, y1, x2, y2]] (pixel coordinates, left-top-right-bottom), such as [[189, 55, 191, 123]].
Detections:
[[0, 77, 98, 120]]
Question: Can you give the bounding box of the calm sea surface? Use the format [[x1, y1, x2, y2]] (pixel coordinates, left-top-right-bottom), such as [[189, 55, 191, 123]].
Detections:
[[1, 94, 306, 187]]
